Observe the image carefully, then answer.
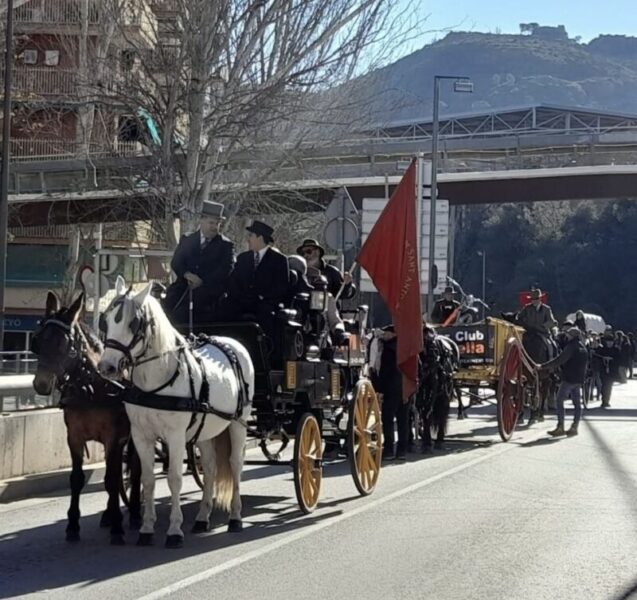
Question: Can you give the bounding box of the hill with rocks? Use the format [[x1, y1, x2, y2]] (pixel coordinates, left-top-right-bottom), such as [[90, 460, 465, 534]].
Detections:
[[363, 28, 637, 123]]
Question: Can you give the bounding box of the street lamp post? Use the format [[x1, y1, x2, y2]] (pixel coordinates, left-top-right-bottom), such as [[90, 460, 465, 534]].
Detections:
[[0, 0, 14, 353], [427, 75, 473, 316], [478, 249, 486, 320]]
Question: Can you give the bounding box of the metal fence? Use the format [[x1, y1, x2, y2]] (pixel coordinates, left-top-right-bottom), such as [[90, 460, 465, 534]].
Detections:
[[0, 352, 54, 412]]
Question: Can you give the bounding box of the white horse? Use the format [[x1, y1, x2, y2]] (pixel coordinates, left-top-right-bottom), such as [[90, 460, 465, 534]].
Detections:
[[97, 277, 254, 548]]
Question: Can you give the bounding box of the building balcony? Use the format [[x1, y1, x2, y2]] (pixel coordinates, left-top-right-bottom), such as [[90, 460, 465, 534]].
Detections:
[[1, 67, 78, 99], [8, 138, 146, 162], [14, 0, 157, 45]]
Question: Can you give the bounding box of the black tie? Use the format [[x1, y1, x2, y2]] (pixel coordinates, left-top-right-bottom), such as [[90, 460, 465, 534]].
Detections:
[[201, 238, 210, 251], [254, 251, 260, 271]]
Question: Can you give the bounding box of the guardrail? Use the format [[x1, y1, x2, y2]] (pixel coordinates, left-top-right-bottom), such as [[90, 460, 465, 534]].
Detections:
[[0, 353, 54, 412]]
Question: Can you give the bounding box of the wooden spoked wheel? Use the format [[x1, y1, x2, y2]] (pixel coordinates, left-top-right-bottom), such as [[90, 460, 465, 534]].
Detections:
[[293, 413, 323, 514], [187, 443, 205, 490], [497, 340, 524, 441], [348, 379, 382, 496]]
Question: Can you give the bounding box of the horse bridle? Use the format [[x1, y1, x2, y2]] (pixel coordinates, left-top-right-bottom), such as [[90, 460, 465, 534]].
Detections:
[[100, 297, 153, 369], [31, 317, 84, 385]]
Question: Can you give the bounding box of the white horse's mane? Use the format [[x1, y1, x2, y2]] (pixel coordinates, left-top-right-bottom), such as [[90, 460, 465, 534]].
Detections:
[[137, 293, 186, 361]]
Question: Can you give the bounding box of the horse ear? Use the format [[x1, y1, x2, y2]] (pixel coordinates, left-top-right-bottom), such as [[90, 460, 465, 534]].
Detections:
[[68, 293, 84, 322], [45, 291, 60, 316], [115, 275, 127, 296], [134, 282, 153, 307]]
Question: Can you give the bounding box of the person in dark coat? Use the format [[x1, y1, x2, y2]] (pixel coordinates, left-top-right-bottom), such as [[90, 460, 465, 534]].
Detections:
[[296, 238, 356, 301], [537, 327, 588, 437], [596, 332, 620, 407], [628, 332, 636, 379], [226, 220, 290, 341], [430, 286, 461, 324], [371, 325, 409, 462], [574, 310, 587, 334], [163, 201, 234, 330]]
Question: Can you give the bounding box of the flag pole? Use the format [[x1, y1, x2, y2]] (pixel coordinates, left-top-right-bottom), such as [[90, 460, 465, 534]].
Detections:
[[334, 261, 359, 302]]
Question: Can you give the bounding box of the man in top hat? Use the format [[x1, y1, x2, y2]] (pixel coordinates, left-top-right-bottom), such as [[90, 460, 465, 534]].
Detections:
[[430, 286, 461, 325], [163, 200, 234, 329], [516, 288, 557, 337], [296, 238, 356, 301], [227, 220, 290, 325]]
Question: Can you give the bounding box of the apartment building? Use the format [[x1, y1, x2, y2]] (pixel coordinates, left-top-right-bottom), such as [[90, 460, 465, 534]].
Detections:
[[0, 0, 177, 350]]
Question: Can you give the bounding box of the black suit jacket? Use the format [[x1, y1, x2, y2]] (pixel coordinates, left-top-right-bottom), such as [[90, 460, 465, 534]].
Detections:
[[228, 247, 290, 313], [165, 231, 234, 314]]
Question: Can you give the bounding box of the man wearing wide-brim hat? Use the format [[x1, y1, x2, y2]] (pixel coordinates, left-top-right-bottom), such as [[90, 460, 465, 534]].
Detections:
[[226, 220, 290, 325], [430, 285, 460, 324], [296, 238, 356, 300], [164, 200, 234, 329], [516, 288, 558, 337]]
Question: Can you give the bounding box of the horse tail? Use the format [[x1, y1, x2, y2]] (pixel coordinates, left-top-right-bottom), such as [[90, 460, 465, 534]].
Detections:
[[431, 388, 451, 436], [214, 428, 234, 513]]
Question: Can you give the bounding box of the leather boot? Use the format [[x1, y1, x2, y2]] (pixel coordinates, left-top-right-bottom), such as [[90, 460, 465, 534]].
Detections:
[[548, 424, 565, 437], [566, 423, 579, 437]]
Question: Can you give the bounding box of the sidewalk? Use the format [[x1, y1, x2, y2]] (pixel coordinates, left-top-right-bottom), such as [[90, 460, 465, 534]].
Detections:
[[0, 438, 261, 503]]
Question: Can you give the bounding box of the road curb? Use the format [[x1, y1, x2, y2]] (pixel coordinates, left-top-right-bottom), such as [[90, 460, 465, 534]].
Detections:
[[0, 439, 260, 504]]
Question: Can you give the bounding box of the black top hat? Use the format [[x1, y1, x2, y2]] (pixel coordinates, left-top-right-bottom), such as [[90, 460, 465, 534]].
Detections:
[[200, 201, 224, 218], [296, 238, 325, 257], [443, 286, 454, 294], [530, 288, 542, 299], [246, 220, 274, 241]]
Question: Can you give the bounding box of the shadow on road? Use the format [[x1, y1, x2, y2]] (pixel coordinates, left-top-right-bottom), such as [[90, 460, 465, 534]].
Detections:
[[0, 490, 341, 598]]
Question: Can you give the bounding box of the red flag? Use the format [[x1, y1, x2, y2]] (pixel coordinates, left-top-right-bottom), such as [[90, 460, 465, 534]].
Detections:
[[357, 159, 423, 399]]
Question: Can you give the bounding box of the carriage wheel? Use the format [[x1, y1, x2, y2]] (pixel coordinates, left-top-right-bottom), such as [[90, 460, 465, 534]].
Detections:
[[119, 444, 132, 507], [187, 444, 205, 490], [497, 341, 524, 441], [348, 379, 382, 496], [293, 413, 323, 514]]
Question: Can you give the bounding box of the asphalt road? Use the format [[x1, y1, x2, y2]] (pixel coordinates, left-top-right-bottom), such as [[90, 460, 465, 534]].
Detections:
[[2, 380, 637, 600]]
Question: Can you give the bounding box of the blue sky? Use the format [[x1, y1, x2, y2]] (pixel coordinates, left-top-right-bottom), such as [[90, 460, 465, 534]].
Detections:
[[406, 0, 635, 45]]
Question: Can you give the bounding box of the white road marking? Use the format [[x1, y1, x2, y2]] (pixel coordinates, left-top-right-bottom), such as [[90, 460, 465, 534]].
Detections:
[[136, 437, 525, 600]]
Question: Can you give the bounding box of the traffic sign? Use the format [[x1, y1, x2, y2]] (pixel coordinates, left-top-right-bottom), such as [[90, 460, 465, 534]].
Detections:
[[323, 187, 359, 251]]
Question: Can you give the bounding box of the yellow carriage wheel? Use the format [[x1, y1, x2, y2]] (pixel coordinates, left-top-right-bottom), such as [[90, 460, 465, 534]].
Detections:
[[348, 379, 382, 496], [293, 413, 323, 514]]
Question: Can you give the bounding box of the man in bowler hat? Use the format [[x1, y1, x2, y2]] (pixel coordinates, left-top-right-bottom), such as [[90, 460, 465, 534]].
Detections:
[[227, 220, 290, 327], [163, 200, 234, 330], [296, 238, 356, 300], [431, 286, 461, 324]]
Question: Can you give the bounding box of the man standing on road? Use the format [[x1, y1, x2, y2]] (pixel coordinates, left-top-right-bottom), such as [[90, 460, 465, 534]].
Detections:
[[537, 327, 588, 437]]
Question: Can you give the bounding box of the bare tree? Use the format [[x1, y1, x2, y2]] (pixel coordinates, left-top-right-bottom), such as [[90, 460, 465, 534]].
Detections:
[[93, 0, 418, 247]]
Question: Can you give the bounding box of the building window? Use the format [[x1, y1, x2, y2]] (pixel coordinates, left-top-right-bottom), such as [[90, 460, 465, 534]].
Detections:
[[23, 49, 38, 65], [121, 50, 136, 72], [44, 50, 60, 66]]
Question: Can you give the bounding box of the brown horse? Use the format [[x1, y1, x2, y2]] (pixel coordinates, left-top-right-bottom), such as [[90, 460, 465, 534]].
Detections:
[[31, 292, 141, 544]]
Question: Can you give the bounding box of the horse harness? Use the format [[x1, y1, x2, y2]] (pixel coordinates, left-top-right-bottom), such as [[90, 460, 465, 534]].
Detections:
[[123, 333, 251, 443], [32, 317, 126, 408]]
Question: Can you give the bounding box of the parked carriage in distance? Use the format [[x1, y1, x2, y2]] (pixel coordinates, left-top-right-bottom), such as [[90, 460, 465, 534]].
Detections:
[[436, 279, 540, 442]]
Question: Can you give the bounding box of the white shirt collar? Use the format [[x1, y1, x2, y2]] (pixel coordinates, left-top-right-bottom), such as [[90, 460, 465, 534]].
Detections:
[[256, 247, 268, 261], [200, 231, 212, 246]]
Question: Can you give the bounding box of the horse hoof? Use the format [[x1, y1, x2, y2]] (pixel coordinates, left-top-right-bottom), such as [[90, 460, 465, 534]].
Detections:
[[99, 512, 111, 528], [129, 515, 142, 531], [137, 533, 155, 547], [110, 534, 126, 546], [228, 519, 243, 533], [66, 530, 80, 543], [165, 535, 184, 549], [192, 521, 210, 534]]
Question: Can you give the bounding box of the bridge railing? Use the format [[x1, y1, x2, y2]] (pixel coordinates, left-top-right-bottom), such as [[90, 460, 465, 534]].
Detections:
[[0, 352, 54, 413]]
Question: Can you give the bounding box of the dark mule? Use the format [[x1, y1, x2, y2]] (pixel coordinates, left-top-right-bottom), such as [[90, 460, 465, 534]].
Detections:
[[31, 292, 141, 544], [416, 329, 459, 452], [501, 312, 559, 422]]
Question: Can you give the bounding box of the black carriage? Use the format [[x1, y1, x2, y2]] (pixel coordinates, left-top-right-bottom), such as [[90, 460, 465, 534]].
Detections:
[[203, 291, 382, 513]]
